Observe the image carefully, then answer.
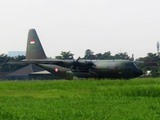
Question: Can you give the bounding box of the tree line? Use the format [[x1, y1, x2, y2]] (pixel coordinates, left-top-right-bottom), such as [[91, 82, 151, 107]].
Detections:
[[55, 49, 131, 60], [0, 54, 26, 72], [136, 53, 160, 77]]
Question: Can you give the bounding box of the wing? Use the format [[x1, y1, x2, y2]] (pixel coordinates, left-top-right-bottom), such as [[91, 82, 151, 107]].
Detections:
[[8, 58, 95, 69]]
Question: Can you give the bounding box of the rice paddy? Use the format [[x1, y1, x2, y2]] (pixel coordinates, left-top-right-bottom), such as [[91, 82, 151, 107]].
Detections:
[[0, 78, 160, 119]]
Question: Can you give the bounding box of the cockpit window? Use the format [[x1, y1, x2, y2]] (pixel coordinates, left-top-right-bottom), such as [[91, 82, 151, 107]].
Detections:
[[133, 63, 139, 68], [126, 62, 139, 69]]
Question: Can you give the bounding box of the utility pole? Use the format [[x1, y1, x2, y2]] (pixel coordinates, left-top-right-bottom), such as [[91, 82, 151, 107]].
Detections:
[[157, 41, 159, 58]]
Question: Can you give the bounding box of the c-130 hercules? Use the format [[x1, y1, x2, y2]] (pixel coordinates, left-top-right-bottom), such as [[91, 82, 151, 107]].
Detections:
[[12, 29, 143, 79]]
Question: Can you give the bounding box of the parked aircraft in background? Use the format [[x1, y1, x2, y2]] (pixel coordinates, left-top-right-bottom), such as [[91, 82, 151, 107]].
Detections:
[[10, 29, 143, 79]]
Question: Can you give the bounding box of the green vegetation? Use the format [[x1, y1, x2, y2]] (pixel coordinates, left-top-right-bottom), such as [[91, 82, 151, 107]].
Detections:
[[0, 78, 160, 119], [55, 49, 130, 60], [0, 54, 26, 72], [55, 51, 74, 59], [136, 53, 160, 77]]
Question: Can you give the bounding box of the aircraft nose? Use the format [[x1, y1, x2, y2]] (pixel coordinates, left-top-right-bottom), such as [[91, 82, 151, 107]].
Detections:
[[134, 69, 143, 77]]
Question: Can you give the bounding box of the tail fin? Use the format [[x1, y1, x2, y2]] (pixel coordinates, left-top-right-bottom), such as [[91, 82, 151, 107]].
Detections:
[[26, 29, 47, 59]]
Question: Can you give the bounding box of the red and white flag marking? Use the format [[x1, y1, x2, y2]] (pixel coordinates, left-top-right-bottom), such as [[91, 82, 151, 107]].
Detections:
[[30, 40, 35, 44], [54, 67, 59, 73]]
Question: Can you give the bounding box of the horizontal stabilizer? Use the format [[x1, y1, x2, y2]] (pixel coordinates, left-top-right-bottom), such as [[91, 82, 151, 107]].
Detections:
[[7, 61, 28, 65]]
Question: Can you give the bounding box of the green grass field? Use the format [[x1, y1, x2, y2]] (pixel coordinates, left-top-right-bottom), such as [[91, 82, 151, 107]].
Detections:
[[1, 78, 160, 119]]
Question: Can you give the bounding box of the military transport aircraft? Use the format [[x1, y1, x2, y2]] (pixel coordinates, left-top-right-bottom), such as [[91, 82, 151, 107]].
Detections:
[[10, 29, 143, 79]]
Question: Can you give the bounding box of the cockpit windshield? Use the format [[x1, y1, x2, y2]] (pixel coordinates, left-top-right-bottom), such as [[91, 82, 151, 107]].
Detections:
[[133, 63, 139, 69]]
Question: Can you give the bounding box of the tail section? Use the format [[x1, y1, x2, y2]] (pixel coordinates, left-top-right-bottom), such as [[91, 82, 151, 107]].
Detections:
[[26, 29, 47, 59]]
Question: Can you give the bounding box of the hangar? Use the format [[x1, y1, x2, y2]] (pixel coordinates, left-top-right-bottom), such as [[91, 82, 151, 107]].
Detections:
[[4, 64, 59, 80]]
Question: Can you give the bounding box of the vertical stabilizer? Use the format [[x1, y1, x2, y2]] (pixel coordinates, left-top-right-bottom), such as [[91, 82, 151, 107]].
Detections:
[[26, 29, 47, 59]]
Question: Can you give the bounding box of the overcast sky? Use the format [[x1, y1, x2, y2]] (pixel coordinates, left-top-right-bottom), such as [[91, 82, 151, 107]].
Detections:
[[0, 0, 160, 59]]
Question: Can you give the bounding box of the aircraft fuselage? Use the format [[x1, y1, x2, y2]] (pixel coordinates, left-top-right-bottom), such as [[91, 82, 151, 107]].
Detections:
[[36, 59, 143, 79]]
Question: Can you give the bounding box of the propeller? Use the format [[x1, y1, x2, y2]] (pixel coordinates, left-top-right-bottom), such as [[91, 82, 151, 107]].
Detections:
[[70, 57, 96, 74], [70, 57, 81, 70]]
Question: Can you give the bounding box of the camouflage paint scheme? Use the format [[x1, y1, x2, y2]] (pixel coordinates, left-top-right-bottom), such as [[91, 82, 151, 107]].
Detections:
[[21, 29, 143, 79]]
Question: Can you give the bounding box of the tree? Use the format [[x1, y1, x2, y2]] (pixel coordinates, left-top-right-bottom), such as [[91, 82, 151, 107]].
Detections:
[[55, 51, 74, 59], [96, 51, 111, 60], [84, 49, 94, 59], [0, 54, 26, 72], [115, 52, 129, 59], [136, 52, 160, 77], [136, 53, 158, 62], [55, 56, 62, 59], [150, 67, 159, 77]]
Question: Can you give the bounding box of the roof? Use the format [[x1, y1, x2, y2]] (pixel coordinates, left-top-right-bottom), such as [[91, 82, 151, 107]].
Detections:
[[5, 64, 45, 77], [144, 61, 158, 66]]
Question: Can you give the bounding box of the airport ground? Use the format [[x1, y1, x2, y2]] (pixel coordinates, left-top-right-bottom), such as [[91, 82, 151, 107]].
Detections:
[[0, 78, 160, 119]]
